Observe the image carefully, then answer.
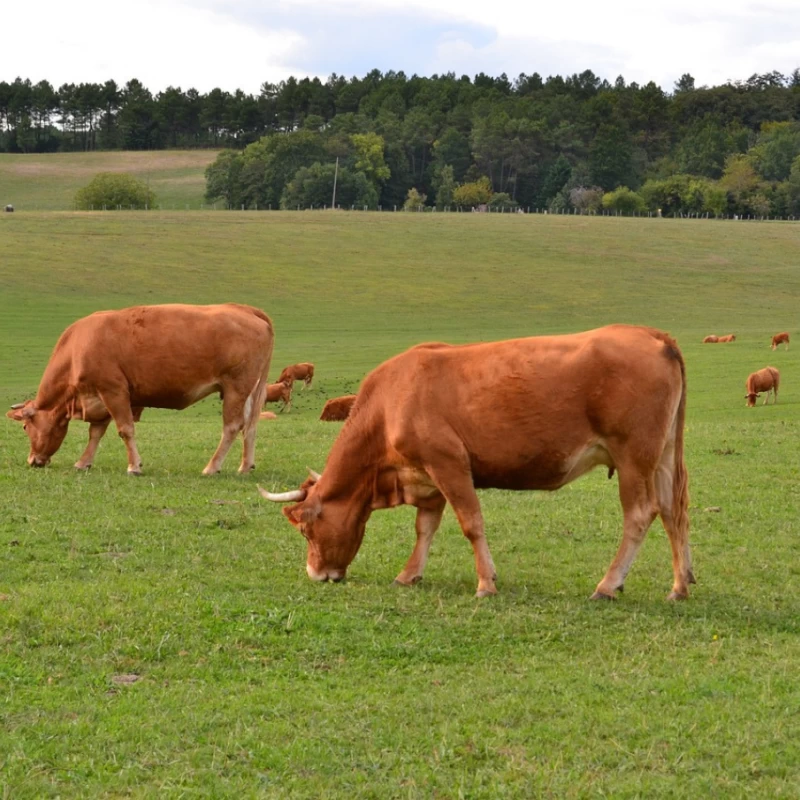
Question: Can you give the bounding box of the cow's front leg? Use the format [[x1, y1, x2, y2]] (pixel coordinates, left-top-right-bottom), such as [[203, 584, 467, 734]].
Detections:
[[394, 498, 446, 587], [426, 463, 497, 597], [101, 393, 143, 475], [74, 418, 111, 470]]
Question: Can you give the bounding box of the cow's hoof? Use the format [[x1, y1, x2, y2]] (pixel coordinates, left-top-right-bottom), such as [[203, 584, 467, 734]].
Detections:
[[667, 590, 689, 601], [202, 468, 220, 476], [590, 590, 616, 601], [74, 463, 91, 471], [127, 469, 142, 477], [475, 580, 498, 598], [392, 576, 422, 587]]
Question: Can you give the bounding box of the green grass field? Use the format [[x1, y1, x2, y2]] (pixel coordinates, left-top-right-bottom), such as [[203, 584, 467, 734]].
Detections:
[[2, 210, 800, 797], [0, 151, 219, 211]]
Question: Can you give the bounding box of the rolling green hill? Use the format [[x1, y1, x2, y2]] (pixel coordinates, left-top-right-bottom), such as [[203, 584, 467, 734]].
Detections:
[[1, 210, 800, 797], [0, 150, 219, 211]]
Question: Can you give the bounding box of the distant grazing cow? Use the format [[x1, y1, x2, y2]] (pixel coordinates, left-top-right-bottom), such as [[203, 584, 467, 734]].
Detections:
[[278, 363, 314, 389], [7, 303, 274, 474], [264, 380, 293, 412], [4, 204, 13, 213], [771, 332, 790, 351], [320, 394, 357, 421], [260, 325, 692, 601], [745, 367, 780, 407], [702, 335, 719, 343], [717, 334, 736, 343]]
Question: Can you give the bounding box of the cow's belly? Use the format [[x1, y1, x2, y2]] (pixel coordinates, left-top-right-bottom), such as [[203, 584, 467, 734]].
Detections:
[[472, 441, 612, 491], [129, 382, 219, 410]]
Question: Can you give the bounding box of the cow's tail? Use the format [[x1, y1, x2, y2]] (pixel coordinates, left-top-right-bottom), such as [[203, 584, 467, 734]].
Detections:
[[248, 307, 273, 328], [245, 314, 275, 437], [667, 339, 692, 586]]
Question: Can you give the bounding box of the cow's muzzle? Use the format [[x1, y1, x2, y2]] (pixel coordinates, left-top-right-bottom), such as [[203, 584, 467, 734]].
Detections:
[[306, 563, 345, 582], [28, 454, 49, 468]]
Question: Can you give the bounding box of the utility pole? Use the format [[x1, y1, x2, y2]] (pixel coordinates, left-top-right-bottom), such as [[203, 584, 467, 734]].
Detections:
[[331, 157, 339, 209]]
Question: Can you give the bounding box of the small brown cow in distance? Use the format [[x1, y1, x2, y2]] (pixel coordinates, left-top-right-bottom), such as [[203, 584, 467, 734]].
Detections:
[[278, 363, 314, 390], [320, 394, 357, 421], [745, 367, 780, 407], [771, 332, 790, 351], [703, 334, 736, 343], [264, 381, 293, 412]]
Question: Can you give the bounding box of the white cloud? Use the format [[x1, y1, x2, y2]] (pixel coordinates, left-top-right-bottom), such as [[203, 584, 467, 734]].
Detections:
[[2, 0, 798, 93], [3, 0, 305, 93]]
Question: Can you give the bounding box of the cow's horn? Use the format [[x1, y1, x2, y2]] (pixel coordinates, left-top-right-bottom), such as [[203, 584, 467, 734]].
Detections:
[[10, 403, 25, 409], [257, 485, 307, 503], [306, 467, 322, 482]]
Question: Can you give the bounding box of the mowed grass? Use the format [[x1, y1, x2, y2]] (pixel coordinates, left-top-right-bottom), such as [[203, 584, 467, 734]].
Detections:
[[0, 150, 219, 211], [2, 211, 800, 797]]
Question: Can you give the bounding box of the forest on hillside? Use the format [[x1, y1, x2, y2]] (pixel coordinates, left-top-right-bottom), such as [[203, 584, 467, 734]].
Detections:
[[3, 69, 800, 215]]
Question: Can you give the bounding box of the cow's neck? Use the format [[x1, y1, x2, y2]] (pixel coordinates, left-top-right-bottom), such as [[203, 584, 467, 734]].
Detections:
[[319, 411, 386, 512], [35, 350, 73, 412]]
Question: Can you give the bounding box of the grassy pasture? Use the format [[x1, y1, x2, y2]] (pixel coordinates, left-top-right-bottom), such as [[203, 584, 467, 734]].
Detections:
[[0, 151, 219, 211], [2, 210, 800, 797]]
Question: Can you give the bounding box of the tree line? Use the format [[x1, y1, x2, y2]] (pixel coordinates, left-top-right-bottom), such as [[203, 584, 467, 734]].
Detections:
[[3, 69, 800, 215]]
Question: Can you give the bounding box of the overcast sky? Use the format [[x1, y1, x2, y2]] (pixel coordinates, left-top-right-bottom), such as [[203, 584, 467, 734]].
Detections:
[[4, 0, 799, 95]]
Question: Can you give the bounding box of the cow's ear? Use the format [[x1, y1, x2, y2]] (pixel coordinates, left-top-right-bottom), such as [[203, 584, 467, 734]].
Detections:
[[7, 405, 35, 422], [282, 496, 322, 527], [282, 504, 305, 527]]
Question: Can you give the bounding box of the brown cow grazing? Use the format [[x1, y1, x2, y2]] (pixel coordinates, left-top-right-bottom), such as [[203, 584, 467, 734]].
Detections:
[[702, 335, 719, 343], [7, 303, 274, 475], [278, 362, 314, 390], [260, 325, 693, 601], [264, 381, 293, 412], [745, 367, 780, 407], [717, 334, 736, 343], [771, 332, 790, 351], [320, 394, 357, 421]]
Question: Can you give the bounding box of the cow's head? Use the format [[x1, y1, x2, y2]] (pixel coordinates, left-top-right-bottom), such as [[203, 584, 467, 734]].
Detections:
[[745, 392, 759, 407], [259, 470, 369, 582], [6, 402, 70, 466]]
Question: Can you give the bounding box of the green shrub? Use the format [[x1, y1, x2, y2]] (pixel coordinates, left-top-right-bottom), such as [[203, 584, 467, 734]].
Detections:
[[488, 192, 518, 211], [452, 176, 493, 207], [75, 173, 156, 210], [403, 187, 427, 211], [601, 187, 646, 214]]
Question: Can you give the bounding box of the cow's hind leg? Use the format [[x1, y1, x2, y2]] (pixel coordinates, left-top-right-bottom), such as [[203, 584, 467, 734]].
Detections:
[[204, 390, 248, 475], [239, 377, 269, 474], [592, 468, 658, 600], [394, 497, 446, 587], [75, 418, 112, 470]]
